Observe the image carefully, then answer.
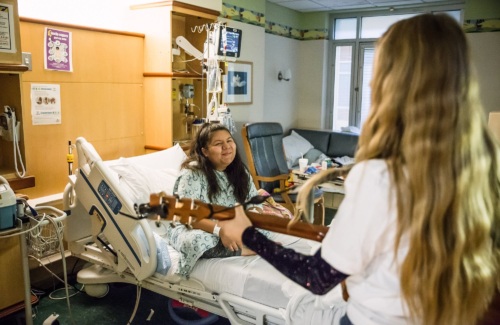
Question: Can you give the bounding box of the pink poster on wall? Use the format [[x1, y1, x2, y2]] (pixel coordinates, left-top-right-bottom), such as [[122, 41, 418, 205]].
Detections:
[[44, 27, 72, 72]]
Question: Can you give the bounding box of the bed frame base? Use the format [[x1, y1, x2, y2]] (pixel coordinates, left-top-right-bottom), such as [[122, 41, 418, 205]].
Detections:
[[72, 241, 286, 325]]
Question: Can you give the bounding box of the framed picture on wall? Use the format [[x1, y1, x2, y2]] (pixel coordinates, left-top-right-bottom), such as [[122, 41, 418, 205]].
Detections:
[[224, 61, 252, 105], [0, 0, 22, 64]]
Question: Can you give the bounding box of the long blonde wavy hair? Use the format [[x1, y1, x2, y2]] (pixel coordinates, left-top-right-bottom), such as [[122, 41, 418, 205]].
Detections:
[[298, 13, 500, 324]]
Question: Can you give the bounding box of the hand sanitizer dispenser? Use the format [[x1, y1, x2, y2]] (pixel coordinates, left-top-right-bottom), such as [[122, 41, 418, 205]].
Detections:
[[0, 176, 16, 230]]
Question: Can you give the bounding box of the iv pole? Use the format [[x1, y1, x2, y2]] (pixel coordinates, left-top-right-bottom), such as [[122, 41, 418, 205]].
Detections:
[[177, 22, 234, 128]]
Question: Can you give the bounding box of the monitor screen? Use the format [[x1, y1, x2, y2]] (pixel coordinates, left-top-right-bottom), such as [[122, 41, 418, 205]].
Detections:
[[217, 27, 242, 58]]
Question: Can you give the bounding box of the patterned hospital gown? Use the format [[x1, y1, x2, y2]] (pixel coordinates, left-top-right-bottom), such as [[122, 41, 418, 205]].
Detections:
[[166, 168, 261, 277]]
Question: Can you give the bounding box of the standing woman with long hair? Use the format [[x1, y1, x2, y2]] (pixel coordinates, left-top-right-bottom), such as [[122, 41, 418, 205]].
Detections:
[[222, 13, 500, 324]]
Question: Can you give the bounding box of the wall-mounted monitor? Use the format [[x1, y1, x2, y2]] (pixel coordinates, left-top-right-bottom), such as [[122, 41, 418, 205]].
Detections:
[[217, 27, 242, 59]]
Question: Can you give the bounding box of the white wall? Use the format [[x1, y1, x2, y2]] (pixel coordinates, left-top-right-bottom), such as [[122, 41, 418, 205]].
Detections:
[[263, 33, 299, 131], [18, 0, 221, 30], [467, 32, 500, 116], [19, 0, 134, 30], [219, 19, 266, 124], [296, 39, 328, 129], [262, 35, 329, 133]]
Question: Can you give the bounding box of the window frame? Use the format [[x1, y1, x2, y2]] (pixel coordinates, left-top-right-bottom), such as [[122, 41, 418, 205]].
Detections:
[[325, 4, 464, 130]]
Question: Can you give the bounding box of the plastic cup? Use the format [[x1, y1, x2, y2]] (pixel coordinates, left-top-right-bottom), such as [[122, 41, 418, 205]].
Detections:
[[299, 158, 308, 173]]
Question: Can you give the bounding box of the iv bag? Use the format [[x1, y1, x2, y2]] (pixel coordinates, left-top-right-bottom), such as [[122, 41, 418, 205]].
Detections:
[[218, 105, 236, 134], [206, 58, 221, 93]]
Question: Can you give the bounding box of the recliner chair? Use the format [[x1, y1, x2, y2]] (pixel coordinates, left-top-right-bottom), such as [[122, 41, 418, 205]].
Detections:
[[242, 122, 325, 224]]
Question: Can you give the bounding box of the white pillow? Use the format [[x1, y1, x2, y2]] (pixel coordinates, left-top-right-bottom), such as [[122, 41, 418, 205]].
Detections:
[[127, 144, 187, 170], [282, 130, 314, 169], [110, 159, 182, 203], [109, 158, 150, 203], [109, 145, 187, 203]]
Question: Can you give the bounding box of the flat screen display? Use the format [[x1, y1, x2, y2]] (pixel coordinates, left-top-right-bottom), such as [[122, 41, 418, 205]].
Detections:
[[217, 27, 242, 58]]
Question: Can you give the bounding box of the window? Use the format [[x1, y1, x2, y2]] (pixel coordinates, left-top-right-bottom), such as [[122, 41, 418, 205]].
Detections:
[[334, 18, 356, 39], [332, 45, 353, 130], [361, 14, 416, 38], [327, 8, 463, 131]]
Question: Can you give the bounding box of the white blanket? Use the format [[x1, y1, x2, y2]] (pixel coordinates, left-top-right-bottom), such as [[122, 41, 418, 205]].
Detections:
[[281, 280, 348, 325]]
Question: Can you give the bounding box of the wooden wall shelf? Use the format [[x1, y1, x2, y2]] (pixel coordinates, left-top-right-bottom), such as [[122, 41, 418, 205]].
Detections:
[[143, 72, 204, 78], [0, 64, 28, 73], [3, 175, 36, 191], [145, 143, 190, 152]]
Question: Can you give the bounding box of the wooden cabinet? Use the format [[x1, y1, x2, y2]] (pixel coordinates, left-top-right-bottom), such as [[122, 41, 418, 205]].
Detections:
[[0, 236, 24, 310], [0, 66, 35, 190], [132, 1, 219, 149], [0, 0, 33, 313], [0, 0, 34, 190]]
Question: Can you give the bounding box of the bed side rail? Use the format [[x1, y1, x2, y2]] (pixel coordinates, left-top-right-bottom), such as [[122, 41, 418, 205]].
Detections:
[[66, 137, 157, 280]]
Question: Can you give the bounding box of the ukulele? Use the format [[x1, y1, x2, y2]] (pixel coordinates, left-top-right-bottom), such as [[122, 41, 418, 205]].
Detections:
[[136, 193, 329, 242], [136, 193, 350, 301]]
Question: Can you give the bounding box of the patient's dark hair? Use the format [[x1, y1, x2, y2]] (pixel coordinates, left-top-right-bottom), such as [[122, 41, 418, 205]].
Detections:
[[182, 122, 251, 204]]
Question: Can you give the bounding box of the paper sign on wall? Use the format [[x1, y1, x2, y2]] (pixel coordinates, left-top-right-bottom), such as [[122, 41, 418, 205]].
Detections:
[[44, 27, 73, 72], [0, 3, 16, 53], [31, 84, 62, 125]]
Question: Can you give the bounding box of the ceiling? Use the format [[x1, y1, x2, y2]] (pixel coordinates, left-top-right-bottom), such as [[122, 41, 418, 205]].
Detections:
[[267, 0, 462, 12]]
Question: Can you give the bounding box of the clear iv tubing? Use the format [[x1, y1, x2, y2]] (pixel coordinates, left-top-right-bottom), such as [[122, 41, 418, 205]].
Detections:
[[207, 94, 218, 120]]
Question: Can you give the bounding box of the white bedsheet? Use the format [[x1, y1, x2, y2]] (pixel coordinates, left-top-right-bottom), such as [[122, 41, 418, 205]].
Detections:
[[153, 231, 314, 309]]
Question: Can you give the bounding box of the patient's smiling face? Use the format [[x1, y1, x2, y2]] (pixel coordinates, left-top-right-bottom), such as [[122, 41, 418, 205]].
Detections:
[[202, 130, 236, 171]]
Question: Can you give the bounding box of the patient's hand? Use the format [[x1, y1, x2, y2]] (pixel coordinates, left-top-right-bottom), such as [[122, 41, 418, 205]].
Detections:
[[219, 226, 243, 252], [241, 247, 256, 256], [218, 205, 253, 252]]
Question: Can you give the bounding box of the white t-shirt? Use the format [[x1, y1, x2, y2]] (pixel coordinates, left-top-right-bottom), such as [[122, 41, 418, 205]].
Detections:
[[322, 160, 410, 325]]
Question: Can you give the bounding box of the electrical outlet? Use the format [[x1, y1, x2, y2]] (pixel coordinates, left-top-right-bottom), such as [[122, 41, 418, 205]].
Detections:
[[22, 52, 32, 71]]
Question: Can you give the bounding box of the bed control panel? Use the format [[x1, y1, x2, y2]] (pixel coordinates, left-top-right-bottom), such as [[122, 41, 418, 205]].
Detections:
[[98, 180, 122, 214]]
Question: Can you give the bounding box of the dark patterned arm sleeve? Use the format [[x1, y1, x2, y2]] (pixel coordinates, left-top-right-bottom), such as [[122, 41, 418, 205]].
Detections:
[[242, 227, 348, 295]]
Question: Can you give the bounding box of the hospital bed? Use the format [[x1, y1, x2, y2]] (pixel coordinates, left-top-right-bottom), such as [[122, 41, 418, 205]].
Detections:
[[62, 137, 321, 325]]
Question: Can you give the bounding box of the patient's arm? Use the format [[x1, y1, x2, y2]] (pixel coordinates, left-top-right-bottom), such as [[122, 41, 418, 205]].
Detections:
[[192, 219, 246, 252], [242, 227, 348, 295]]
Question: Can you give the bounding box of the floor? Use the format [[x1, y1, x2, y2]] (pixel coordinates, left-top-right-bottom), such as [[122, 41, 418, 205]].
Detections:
[[2, 282, 231, 325], [325, 208, 336, 225]]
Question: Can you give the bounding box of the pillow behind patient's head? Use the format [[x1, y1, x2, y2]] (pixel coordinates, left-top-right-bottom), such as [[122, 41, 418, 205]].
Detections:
[[109, 145, 187, 203]]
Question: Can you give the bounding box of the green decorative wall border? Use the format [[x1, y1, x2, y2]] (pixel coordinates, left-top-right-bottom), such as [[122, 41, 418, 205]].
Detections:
[[464, 18, 500, 33], [221, 3, 328, 40], [221, 3, 265, 27], [266, 20, 328, 40]]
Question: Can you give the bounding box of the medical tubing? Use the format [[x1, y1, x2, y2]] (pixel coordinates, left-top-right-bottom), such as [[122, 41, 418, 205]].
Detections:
[[242, 227, 349, 295], [12, 109, 26, 178], [126, 285, 142, 325], [47, 214, 75, 325], [28, 254, 84, 294]]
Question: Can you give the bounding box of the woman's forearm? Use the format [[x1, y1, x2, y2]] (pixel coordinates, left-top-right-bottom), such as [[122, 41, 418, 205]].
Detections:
[[242, 227, 348, 295]]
